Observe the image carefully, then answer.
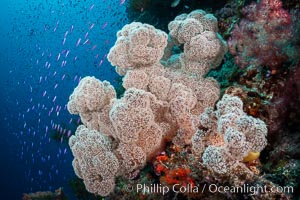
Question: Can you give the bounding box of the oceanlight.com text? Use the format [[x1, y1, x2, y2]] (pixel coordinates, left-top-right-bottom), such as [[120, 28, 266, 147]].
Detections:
[[126, 183, 294, 196]]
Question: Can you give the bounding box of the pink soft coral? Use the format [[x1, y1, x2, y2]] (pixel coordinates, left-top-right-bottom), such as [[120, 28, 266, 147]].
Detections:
[[228, 0, 295, 70]]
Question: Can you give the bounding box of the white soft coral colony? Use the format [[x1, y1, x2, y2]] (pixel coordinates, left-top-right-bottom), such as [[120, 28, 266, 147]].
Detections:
[[67, 10, 267, 196], [192, 94, 268, 174]]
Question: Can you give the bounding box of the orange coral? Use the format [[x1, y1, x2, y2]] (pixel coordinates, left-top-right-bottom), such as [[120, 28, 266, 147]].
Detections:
[[155, 164, 166, 175], [156, 155, 168, 162], [153, 151, 195, 188]]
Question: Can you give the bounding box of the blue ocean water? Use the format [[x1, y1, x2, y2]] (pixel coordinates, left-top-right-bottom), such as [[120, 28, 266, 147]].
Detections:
[[0, 0, 128, 199]]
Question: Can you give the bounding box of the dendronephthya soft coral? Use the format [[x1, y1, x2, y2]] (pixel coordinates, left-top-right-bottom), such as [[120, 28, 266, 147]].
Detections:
[[66, 9, 269, 197], [228, 0, 298, 70], [192, 94, 267, 175]]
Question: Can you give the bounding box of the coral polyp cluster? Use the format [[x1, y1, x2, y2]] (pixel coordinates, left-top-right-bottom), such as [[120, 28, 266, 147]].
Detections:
[[192, 94, 268, 175], [67, 9, 230, 196], [163, 9, 227, 77], [69, 125, 119, 196], [65, 5, 300, 198], [108, 22, 168, 69], [68, 81, 168, 196]]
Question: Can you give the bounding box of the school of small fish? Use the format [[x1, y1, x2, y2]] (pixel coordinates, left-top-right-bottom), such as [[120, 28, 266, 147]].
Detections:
[[3, 0, 128, 195]]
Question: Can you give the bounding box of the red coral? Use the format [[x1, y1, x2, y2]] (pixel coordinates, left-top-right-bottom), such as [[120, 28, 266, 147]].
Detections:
[[160, 168, 195, 188], [228, 0, 295, 70]]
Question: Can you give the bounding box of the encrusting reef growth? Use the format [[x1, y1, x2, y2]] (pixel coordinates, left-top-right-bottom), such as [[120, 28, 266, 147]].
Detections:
[[66, 6, 298, 199]]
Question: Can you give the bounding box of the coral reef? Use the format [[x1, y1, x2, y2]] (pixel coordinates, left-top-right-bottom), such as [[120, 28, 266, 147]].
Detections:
[[209, 57, 300, 140], [205, 57, 300, 199], [67, 10, 227, 197], [66, 4, 300, 199]]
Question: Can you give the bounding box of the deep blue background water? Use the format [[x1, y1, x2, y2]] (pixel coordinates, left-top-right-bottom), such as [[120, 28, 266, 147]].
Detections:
[[0, 0, 128, 199]]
